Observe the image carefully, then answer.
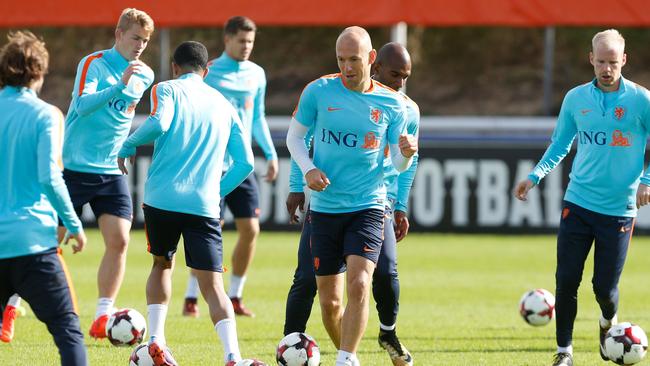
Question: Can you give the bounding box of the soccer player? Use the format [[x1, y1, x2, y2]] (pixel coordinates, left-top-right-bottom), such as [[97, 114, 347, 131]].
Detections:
[[117, 41, 254, 366], [61, 8, 155, 339], [514, 29, 650, 366], [286, 27, 417, 366], [182, 16, 278, 318], [0, 30, 87, 365], [284, 42, 418, 366]]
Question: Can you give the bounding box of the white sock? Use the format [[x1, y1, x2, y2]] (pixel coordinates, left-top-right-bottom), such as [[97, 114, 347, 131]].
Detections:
[[148, 304, 168, 345], [557, 345, 573, 355], [600, 314, 618, 329], [185, 274, 200, 299], [95, 297, 114, 319], [228, 275, 246, 298], [380, 322, 396, 332], [7, 294, 21, 308], [335, 350, 356, 366], [216, 318, 241, 362]]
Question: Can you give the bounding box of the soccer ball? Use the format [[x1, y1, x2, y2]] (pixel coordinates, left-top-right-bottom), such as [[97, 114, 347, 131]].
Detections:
[[106, 308, 147, 347], [276, 332, 321, 366], [129, 344, 155, 366], [604, 322, 648, 365], [229, 360, 268, 366], [519, 289, 555, 326]]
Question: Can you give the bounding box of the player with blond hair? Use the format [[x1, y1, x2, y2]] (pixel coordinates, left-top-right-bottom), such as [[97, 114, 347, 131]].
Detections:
[[514, 29, 650, 366], [60, 7, 155, 339]]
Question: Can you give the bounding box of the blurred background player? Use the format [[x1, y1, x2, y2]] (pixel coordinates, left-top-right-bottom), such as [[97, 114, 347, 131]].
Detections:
[[283, 42, 418, 366], [514, 29, 650, 366], [286, 27, 417, 366], [183, 15, 278, 318], [0, 30, 87, 365], [118, 40, 255, 365], [60, 8, 155, 340]]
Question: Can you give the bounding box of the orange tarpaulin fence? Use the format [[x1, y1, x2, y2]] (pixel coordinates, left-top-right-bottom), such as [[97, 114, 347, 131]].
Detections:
[[2, 0, 650, 27]]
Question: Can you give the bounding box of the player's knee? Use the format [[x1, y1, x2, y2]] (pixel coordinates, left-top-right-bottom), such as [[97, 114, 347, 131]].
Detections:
[[555, 272, 581, 293], [152, 255, 173, 269], [319, 298, 342, 317], [293, 274, 317, 295], [240, 225, 260, 241], [105, 235, 129, 254], [372, 266, 396, 282], [593, 283, 617, 303], [347, 276, 371, 303], [47, 313, 84, 344]]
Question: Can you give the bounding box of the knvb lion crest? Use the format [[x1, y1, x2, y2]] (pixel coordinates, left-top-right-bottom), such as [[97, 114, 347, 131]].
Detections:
[[610, 129, 631, 147], [369, 107, 382, 124], [614, 106, 625, 120]]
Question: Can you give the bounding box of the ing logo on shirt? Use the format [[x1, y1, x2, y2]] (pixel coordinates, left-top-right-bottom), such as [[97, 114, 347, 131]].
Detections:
[[615, 106, 626, 120], [369, 107, 383, 124], [108, 98, 136, 114], [320, 128, 358, 147], [610, 129, 631, 147]]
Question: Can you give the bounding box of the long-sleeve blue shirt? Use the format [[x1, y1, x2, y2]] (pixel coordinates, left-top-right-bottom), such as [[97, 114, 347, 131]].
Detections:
[[118, 73, 254, 219], [530, 77, 650, 217], [204, 52, 276, 166], [383, 93, 420, 212], [0, 86, 82, 259], [63, 47, 154, 175]]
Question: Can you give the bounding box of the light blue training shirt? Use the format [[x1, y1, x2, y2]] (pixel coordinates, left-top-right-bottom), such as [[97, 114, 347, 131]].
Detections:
[[0, 86, 82, 259], [293, 74, 408, 213], [118, 73, 254, 219], [530, 77, 650, 217], [63, 47, 154, 175]]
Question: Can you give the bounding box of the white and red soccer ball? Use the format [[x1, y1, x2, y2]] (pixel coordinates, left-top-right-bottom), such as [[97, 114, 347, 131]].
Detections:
[[276, 332, 320, 366], [129, 343, 155, 366], [106, 308, 147, 347], [604, 322, 648, 365], [519, 289, 555, 326]]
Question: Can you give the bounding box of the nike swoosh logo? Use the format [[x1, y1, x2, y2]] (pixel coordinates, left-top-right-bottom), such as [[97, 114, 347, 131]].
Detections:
[[362, 246, 375, 253], [581, 109, 591, 115], [327, 107, 342, 112]]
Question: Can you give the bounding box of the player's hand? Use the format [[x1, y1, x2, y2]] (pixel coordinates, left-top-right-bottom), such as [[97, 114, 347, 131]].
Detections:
[[64, 231, 86, 254], [394, 210, 410, 242], [305, 168, 330, 192], [636, 183, 650, 208], [513, 179, 535, 201], [286, 192, 306, 224], [399, 134, 418, 158], [121, 60, 145, 86], [264, 159, 279, 182], [117, 156, 135, 175]]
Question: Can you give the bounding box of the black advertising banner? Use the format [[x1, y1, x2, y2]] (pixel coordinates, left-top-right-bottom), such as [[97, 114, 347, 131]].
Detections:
[[78, 145, 589, 234]]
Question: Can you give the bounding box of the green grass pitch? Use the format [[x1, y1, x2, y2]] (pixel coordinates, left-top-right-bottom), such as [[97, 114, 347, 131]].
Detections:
[[1, 230, 649, 365]]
